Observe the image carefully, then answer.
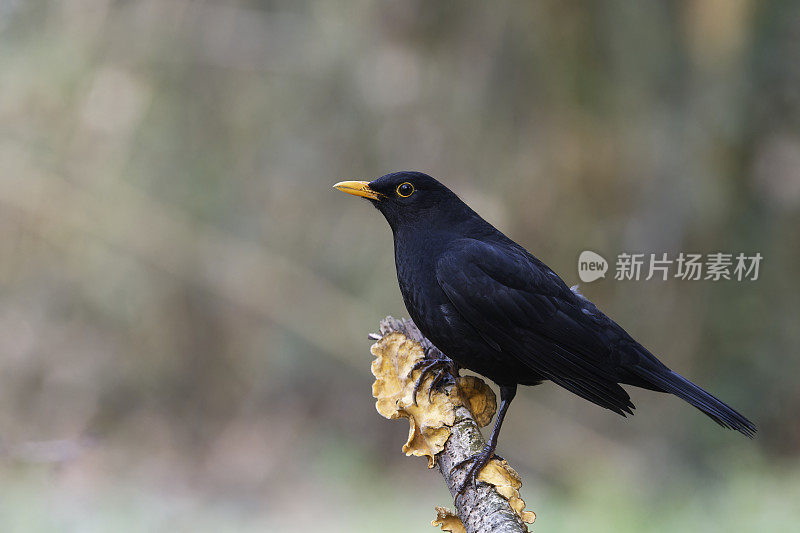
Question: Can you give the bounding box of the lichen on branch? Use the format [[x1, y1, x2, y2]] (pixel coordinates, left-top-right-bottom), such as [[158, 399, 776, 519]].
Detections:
[[370, 317, 535, 533], [371, 331, 495, 467]]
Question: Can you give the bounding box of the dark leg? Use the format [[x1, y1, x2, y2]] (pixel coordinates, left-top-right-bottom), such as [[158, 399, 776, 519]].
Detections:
[[411, 345, 459, 405], [452, 384, 517, 494]]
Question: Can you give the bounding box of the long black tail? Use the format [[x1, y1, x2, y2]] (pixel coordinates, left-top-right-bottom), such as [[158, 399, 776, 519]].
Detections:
[[633, 366, 756, 438]]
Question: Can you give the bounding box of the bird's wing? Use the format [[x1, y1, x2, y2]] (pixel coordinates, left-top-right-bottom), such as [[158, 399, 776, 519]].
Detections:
[[436, 239, 634, 415]]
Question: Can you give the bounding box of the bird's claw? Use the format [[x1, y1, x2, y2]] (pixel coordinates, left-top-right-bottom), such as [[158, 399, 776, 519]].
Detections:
[[411, 349, 458, 406], [451, 446, 501, 495]]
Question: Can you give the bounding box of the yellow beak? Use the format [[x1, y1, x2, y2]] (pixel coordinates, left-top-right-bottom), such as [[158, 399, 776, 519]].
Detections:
[[333, 180, 382, 200]]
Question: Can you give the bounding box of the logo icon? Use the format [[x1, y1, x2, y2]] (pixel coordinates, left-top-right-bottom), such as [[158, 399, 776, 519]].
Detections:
[[578, 251, 608, 283]]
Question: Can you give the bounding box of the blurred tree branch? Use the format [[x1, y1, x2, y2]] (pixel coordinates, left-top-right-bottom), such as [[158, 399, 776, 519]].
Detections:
[[0, 161, 379, 363]]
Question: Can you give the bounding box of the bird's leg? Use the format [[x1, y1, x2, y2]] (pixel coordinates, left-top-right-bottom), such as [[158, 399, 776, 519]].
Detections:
[[451, 384, 517, 495], [411, 343, 459, 406]]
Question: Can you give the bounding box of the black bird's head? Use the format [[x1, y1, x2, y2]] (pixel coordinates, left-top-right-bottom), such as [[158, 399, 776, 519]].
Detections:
[[334, 171, 470, 232]]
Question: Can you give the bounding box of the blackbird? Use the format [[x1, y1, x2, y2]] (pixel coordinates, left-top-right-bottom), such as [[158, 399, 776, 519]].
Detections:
[[334, 171, 755, 492]]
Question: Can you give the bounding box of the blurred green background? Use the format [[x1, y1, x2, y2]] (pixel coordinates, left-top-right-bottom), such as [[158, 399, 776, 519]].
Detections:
[[1, 1, 799, 531]]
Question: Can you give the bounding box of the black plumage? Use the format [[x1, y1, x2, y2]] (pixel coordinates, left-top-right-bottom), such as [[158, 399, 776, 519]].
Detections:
[[335, 171, 755, 491]]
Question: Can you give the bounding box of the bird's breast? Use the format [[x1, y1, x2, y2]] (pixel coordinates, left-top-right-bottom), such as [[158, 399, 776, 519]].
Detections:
[[394, 236, 449, 331]]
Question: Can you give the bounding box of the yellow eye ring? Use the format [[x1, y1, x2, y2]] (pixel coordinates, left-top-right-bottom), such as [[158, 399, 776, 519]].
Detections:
[[396, 182, 414, 197]]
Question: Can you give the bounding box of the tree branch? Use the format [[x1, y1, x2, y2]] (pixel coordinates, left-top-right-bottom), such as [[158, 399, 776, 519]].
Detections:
[[372, 317, 534, 533]]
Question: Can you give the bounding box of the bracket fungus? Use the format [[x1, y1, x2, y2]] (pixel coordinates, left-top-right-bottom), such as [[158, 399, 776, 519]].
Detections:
[[370, 317, 535, 533]]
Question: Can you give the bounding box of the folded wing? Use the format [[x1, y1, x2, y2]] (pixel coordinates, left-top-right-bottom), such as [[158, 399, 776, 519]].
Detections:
[[436, 238, 635, 416]]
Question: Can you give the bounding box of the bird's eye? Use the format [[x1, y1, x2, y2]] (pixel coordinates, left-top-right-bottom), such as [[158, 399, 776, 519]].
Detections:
[[396, 182, 415, 197]]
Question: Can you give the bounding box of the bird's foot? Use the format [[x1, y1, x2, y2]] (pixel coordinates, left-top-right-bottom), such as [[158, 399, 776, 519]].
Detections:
[[451, 445, 501, 495], [411, 347, 458, 406]]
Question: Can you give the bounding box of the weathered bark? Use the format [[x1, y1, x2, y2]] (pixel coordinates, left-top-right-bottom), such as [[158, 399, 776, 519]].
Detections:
[[375, 317, 530, 533]]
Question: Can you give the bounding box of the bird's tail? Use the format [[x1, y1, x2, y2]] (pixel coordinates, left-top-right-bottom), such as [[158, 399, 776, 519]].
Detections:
[[632, 365, 756, 438]]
